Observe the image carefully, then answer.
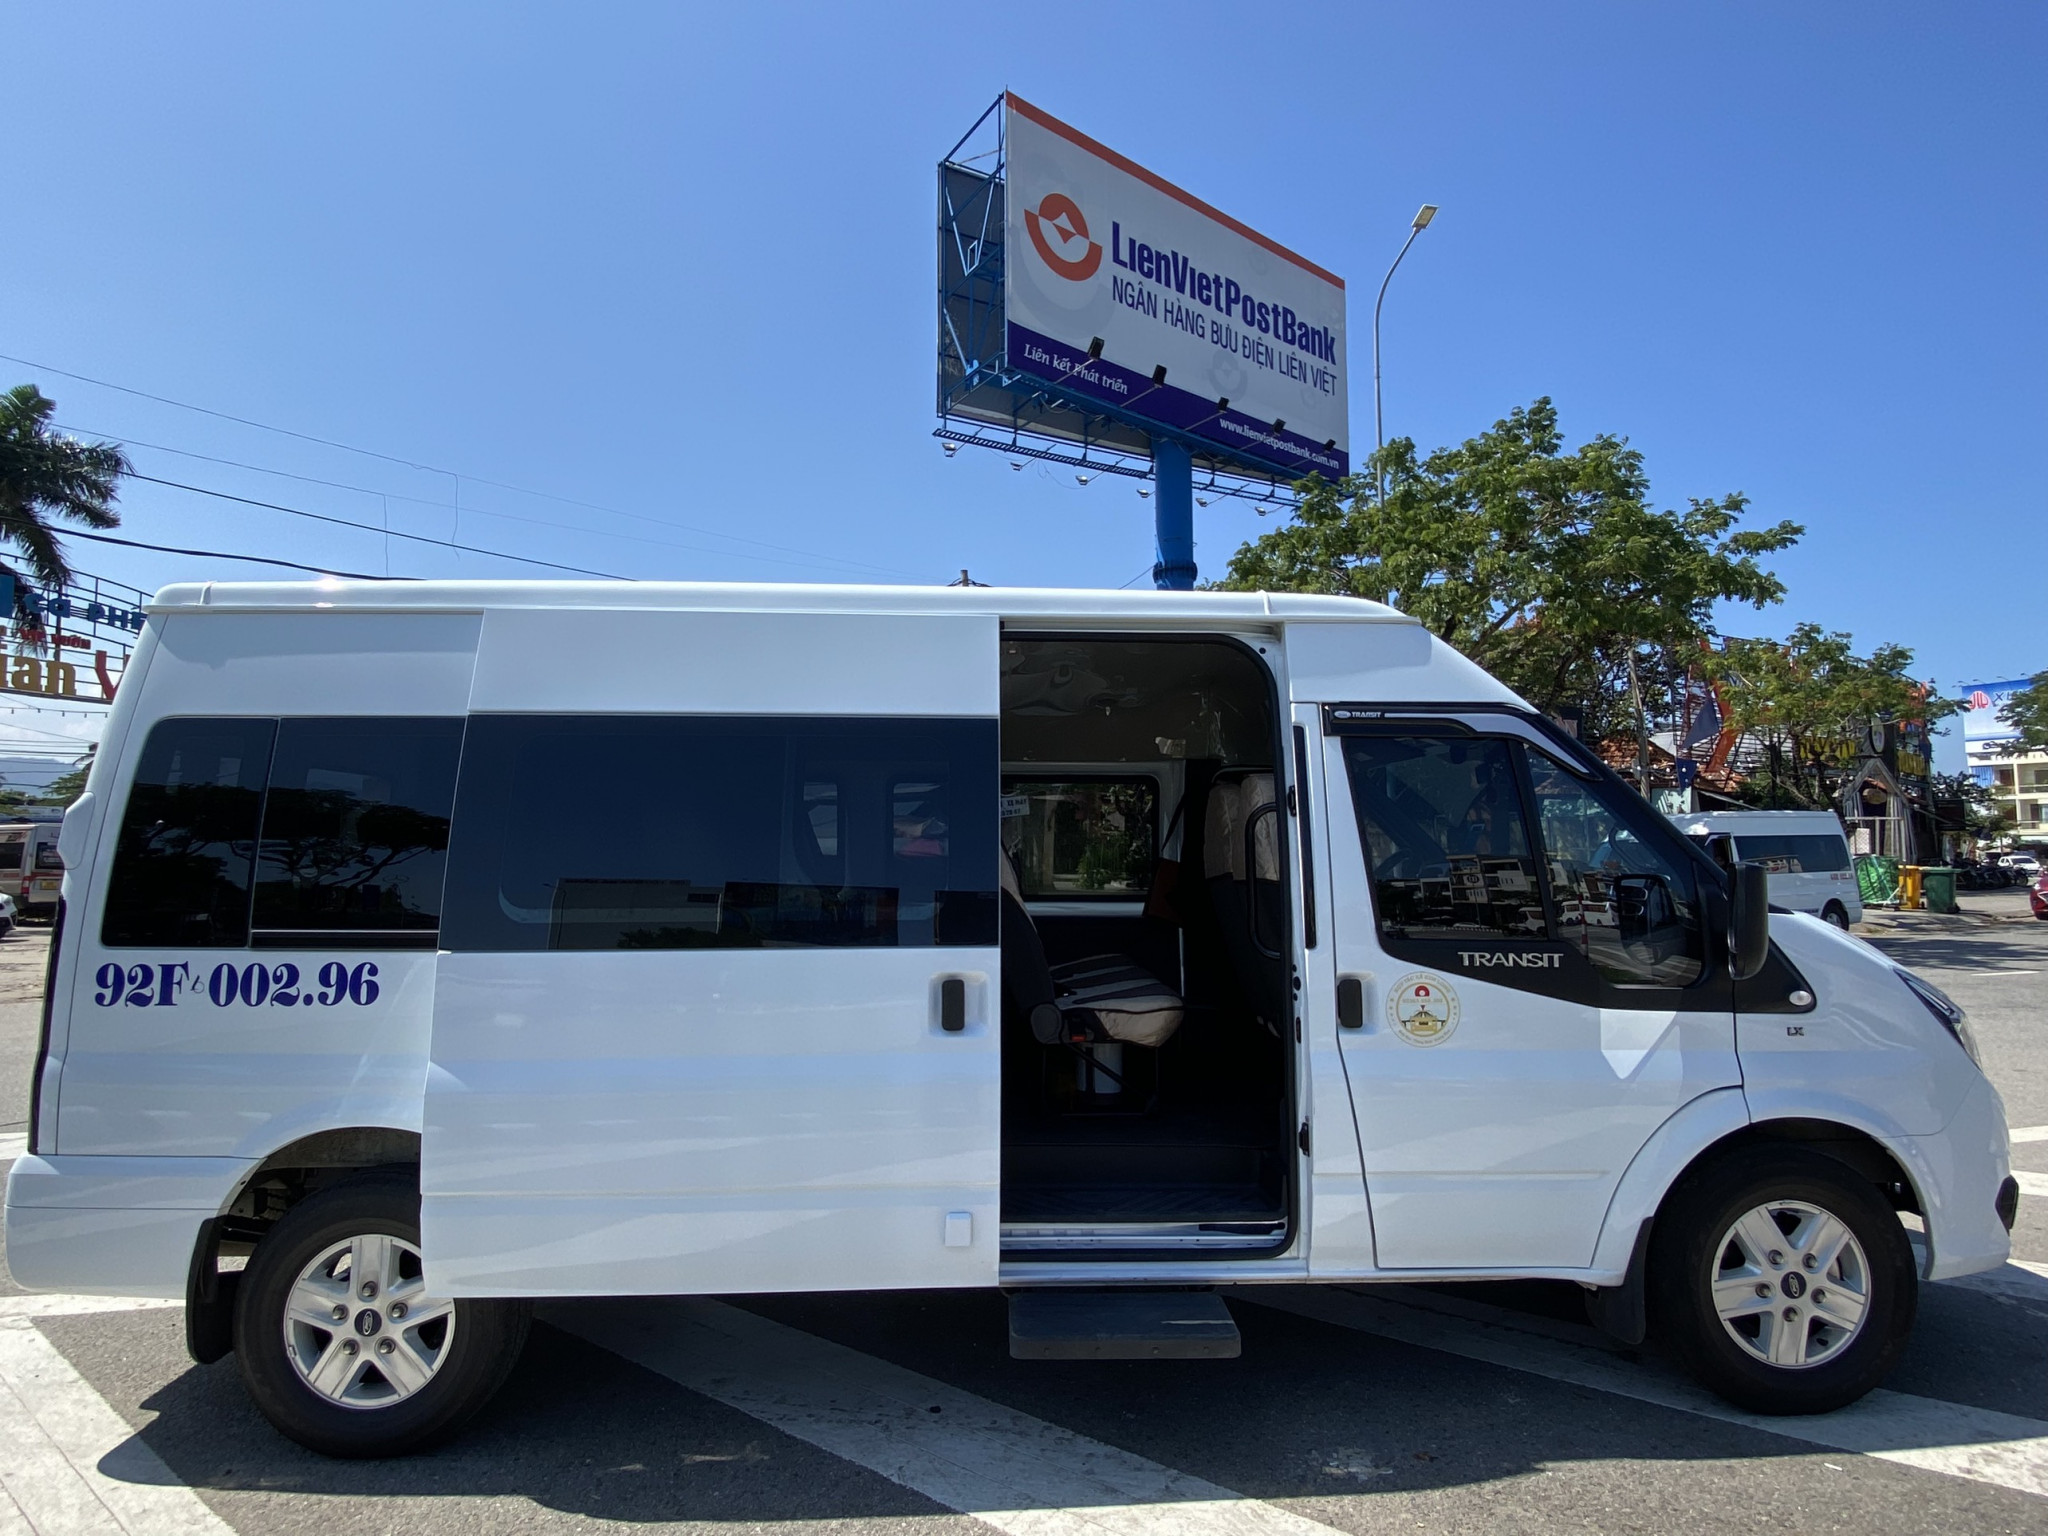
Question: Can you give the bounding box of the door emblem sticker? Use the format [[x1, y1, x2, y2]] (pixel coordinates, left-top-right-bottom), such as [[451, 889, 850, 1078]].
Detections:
[[1388, 972, 1460, 1047]]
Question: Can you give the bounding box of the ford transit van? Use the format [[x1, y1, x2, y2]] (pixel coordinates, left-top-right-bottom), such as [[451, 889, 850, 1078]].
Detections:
[[3, 581, 2014, 1455]]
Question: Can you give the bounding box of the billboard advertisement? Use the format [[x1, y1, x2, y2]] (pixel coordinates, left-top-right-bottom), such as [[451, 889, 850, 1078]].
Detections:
[[1961, 679, 2029, 743], [1001, 94, 1348, 481]]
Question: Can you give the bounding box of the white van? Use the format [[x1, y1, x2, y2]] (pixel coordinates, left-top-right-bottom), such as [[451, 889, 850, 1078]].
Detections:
[[3, 582, 2014, 1455], [0, 820, 64, 920], [1667, 811, 1862, 929]]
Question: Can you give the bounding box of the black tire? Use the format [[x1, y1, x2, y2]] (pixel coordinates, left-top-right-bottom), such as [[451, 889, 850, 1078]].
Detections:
[[234, 1174, 530, 1457], [1651, 1146, 1916, 1415], [1820, 903, 1850, 929]]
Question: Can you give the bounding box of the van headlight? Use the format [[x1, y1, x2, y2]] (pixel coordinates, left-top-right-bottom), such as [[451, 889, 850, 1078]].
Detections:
[[1897, 969, 1981, 1068]]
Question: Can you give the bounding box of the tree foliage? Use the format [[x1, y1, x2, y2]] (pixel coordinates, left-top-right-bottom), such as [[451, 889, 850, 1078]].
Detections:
[[1215, 399, 1802, 735], [1700, 625, 1956, 809], [0, 384, 128, 595], [1991, 671, 2048, 757]]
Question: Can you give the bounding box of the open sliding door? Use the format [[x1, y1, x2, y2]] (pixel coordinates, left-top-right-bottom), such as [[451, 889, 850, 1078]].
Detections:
[[423, 607, 1001, 1296]]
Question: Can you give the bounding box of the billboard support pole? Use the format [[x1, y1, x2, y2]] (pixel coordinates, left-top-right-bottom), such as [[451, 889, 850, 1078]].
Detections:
[[1151, 439, 1195, 590]]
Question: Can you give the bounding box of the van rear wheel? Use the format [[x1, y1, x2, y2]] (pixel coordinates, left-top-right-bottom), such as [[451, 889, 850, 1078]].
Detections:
[[1820, 902, 1850, 929], [1652, 1147, 1915, 1415], [234, 1175, 530, 1457]]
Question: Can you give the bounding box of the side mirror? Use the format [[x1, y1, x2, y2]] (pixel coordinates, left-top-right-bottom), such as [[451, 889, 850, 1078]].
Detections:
[[1729, 860, 1771, 982]]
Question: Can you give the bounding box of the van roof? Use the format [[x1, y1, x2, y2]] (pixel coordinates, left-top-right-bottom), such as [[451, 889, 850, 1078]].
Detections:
[[147, 580, 1418, 626], [1667, 811, 1846, 828]]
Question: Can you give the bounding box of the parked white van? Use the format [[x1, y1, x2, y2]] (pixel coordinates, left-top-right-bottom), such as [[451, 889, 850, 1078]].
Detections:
[[4, 582, 2014, 1456], [1667, 811, 1862, 929]]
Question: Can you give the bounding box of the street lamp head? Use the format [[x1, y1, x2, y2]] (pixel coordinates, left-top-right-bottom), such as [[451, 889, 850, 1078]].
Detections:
[[1412, 204, 1438, 231]]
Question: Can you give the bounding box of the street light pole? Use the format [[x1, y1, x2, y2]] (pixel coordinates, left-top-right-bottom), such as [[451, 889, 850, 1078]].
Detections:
[[1372, 203, 1438, 504]]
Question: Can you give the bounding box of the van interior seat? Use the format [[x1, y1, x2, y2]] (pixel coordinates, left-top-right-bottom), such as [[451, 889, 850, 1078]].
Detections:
[[999, 853, 1183, 1049]]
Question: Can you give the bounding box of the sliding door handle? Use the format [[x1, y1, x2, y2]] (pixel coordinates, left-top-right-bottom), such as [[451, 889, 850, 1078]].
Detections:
[[1337, 976, 1367, 1031]]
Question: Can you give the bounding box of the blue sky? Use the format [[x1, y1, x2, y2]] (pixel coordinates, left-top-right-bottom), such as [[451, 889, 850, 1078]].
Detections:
[[2, 3, 2041, 771]]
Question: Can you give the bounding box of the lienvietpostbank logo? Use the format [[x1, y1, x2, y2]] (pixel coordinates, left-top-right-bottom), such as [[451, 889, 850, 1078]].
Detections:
[[1388, 972, 1460, 1047], [1024, 192, 1102, 281]]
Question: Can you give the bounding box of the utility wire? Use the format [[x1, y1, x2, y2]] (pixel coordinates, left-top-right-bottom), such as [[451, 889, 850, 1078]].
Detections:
[[77, 429, 902, 580], [63, 528, 396, 581], [129, 475, 625, 579], [14, 355, 922, 579]]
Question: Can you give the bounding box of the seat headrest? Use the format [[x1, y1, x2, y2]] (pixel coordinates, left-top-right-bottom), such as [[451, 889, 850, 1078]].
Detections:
[[1203, 771, 1279, 881]]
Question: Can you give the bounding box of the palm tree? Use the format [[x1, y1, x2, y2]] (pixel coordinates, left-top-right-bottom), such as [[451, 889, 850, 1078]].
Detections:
[[0, 384, 129, 598]]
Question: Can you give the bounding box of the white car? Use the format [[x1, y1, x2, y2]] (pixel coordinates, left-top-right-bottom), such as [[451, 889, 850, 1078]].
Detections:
[[0, 892, 15, 937], [1999, 852, 2042, 876], [5, 580, 2015, 1457]]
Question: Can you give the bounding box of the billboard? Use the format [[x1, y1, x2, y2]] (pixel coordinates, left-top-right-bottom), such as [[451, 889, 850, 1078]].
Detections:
[[969, 94, 1348, 483], [1961, 679, 2029, 744]]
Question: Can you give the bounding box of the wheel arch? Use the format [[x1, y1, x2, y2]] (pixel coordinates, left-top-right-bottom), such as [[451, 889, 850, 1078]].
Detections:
[[1592, 1095, 1923, 1280]]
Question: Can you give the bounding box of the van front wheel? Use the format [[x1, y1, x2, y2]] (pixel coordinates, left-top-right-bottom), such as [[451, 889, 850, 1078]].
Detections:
[[1652, 1148, 1915, 1415], [234, 1176, 530, 1457]]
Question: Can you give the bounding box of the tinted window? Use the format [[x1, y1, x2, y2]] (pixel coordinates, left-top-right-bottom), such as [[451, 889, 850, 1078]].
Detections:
[[1527, 752, 1704, 987], [442, 715, 998, 951], [102, 718, 276, 947], [1340, 736, 1547, 938], [1731, 832, 1851, 874], [251, 718, 464, 943], [0, 832, 26, 873], [1002, 778, 1158, 898]]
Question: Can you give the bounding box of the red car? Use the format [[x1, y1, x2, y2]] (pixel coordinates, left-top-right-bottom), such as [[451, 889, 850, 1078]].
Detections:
[[2033, 872, 2048, 919]]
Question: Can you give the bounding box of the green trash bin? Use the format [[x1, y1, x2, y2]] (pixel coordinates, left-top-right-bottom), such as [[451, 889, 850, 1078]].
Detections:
[[1920, 867, 1957, 915], [1856, 855, 1901, 907]]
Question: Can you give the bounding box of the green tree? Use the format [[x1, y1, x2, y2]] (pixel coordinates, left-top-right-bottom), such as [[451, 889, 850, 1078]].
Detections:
[[0, 384, 128, 597], [1216, 398, 1801, 786], [1701, 625, 1956, 809], [1990, 671, 2048, 756], [40, 745, 94, 806]]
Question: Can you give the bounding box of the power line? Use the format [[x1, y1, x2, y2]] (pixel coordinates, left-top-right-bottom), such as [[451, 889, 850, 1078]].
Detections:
[[15, 354, 923, 579], [79, 429, 908, 580], [65, 528, 396, 581], [130, 475, 625, 579]]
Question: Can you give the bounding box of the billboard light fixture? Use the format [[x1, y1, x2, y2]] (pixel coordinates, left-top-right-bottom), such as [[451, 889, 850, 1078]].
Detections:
[[1137, 488, 1151, 499], [1215, 397, 1230, 414], [942, 442, 958, 457], [1087, 337, 1104, 360], [1323, 439, 1337, 451], [1076, 473, 1093, 485], [1196, 496, 1210, 507], [1271, 419, 1286, 434], [1151, 365, 1168, 385]]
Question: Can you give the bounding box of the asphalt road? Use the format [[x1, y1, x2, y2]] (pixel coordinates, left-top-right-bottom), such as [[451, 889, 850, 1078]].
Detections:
[[3, 904, 2046, 1536]]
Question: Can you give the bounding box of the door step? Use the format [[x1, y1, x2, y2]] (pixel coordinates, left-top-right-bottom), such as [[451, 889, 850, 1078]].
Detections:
[[1007, 1289, 1241, 1360]]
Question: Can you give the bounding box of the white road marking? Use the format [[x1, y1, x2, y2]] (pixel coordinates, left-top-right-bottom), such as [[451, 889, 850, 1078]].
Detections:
[[2009, 1126, 2048, 1144], [0, 1297, 180, 1322], [0, 1316, 235, 1534], [2014, 1171, 2048, 1198], [0, 1133, 26, 1162], [1238, 1287, 2048, 1501], [550, 1297, 1347, 1536]]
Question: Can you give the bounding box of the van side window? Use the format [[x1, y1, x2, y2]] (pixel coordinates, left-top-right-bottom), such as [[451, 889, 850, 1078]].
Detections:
[[441, 715, 998, 952], [1526, 751, 1705, 987], [1339, 736, 1547, 938], [251, 718, 465, 946], [102, 717, 277, 948], [1001, 778, 1159, 899], [1731, 833, 1850, 874]]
